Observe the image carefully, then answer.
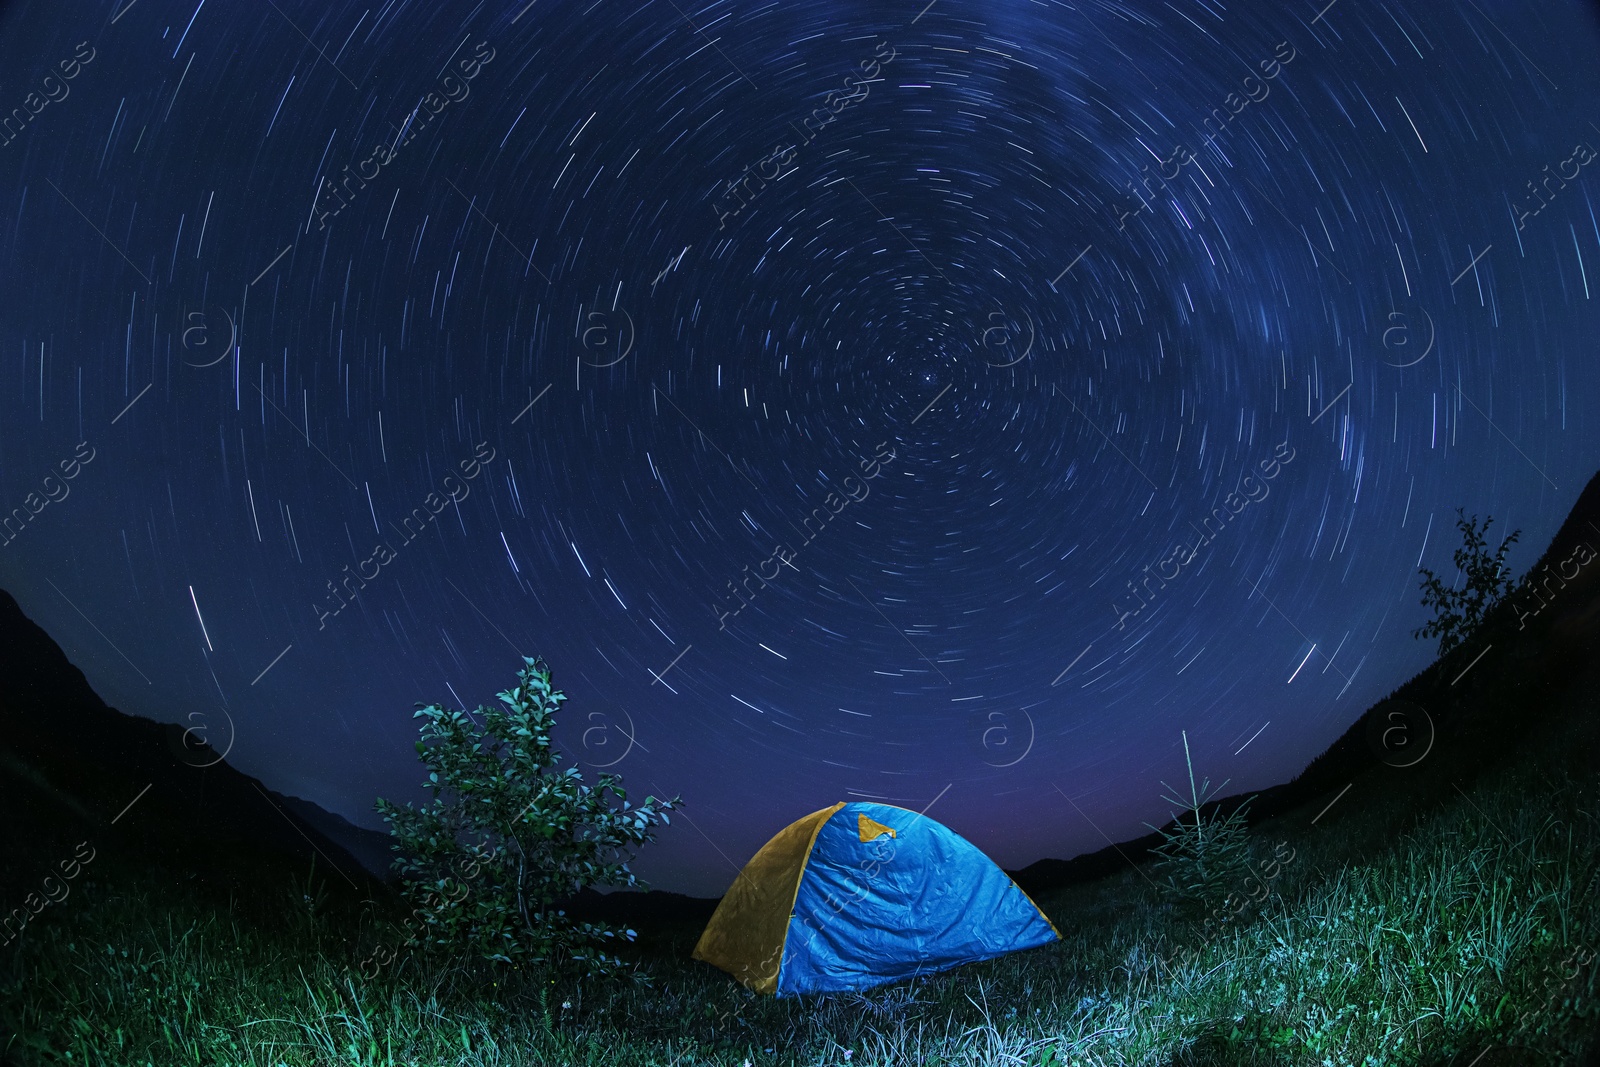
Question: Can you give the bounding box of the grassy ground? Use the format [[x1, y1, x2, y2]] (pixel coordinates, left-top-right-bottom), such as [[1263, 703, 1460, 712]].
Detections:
[[4, 679, 1599, 1066]]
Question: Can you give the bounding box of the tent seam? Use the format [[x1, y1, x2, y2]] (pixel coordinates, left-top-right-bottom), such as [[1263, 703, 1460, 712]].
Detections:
[[774, 800, 847, 995]]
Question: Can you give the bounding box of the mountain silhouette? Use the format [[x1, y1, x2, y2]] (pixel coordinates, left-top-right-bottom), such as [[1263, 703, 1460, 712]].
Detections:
[[3, 469, 1599, 920], [0, 587, 385, 902], [1010, 468, 1600, 897]]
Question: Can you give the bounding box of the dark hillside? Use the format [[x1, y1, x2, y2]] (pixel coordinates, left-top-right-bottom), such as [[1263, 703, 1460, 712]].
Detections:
[[0, 589, 382, 907], [1013, 471, 1600, 899], [6, 468, 1600, 932]]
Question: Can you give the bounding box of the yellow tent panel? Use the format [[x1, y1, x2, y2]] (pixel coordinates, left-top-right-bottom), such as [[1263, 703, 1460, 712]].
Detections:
[[857, 813, 896, 841], [691, 802, 844, 994]]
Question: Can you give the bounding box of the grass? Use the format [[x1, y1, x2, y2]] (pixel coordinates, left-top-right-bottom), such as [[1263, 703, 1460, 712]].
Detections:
[[4, 752, 1597, 1066], [4, 682, 1599, 1066]]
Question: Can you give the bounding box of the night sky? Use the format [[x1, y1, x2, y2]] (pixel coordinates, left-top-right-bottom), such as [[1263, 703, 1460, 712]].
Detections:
[[2, 0, 1599, 897]]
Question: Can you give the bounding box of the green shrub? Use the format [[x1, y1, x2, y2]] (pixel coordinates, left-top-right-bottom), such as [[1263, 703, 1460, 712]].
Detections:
[[375, 656, 681, 980], [1412, 508, 1521, 656]]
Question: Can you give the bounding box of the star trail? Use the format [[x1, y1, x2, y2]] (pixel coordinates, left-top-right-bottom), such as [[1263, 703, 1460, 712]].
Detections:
[[2, 0, 1598, 895]]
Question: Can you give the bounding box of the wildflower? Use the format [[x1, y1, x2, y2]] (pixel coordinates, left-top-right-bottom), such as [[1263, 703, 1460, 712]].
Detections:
[[845, 1052, 854, 1061], [561, 1000, 572, 1010]]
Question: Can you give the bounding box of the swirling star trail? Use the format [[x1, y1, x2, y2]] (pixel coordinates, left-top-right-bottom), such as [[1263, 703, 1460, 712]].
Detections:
[[2, 0, 1598, 893]]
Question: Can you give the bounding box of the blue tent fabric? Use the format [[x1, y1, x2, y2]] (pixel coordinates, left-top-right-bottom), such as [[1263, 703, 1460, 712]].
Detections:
[[774, 801, 1058, 996]]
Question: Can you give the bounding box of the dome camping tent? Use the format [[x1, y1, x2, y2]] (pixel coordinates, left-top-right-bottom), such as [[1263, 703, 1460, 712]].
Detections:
[[692, 800, 1060, 996]]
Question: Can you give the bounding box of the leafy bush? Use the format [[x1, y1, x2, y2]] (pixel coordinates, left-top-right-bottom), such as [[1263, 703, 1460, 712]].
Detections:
[[375, 656, 680, 980], [1143, 731, 1254, 921], [1412, 508, 1521, 656]]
